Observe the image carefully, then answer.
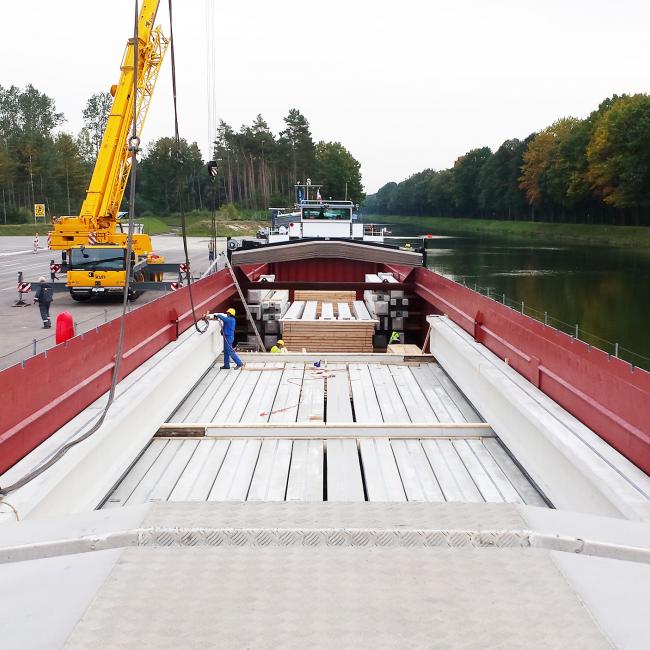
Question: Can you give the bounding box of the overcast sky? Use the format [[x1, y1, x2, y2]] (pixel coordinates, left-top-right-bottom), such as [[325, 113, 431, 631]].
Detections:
[[2, 0, 650, 193]]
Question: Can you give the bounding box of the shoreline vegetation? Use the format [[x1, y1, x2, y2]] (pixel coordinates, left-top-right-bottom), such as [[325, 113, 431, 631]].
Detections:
[[0, 213, 267, 238], [368, 215, 650, 249], [5, 212, 650, 247], [364, 94, 650, 229], [0, 84, 364, 227]]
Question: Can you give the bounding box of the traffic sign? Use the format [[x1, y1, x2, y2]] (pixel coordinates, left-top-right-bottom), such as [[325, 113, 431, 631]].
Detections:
[[34, 203, 46, 218]]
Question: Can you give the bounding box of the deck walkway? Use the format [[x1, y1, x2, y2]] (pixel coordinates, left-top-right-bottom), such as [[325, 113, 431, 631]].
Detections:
[[104, 362, 547, 508], [168, 361, 482, 424], [102, 436, 546, 507]]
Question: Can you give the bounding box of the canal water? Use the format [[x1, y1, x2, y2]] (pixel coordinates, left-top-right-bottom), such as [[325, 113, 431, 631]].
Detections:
[[389, 227, 650, 370]]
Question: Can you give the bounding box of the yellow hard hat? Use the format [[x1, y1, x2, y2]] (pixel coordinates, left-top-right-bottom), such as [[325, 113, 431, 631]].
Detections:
[[227, 307, 236, 316], [277, 339, 285, 346]]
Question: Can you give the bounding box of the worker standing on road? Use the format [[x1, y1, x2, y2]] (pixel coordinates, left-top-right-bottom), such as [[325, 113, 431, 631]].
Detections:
[[49, 259, 60, 281], [33, 232, 40, 254], [34, 277, 53, 329], [208, 240, 215, 262], [206, 307, 244, 369], [270, 340, 287, 353]]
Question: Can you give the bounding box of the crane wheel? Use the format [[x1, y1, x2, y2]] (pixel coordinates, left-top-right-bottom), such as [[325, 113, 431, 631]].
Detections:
[[70, 290, 92, 302], [128, 272, 145, 301]]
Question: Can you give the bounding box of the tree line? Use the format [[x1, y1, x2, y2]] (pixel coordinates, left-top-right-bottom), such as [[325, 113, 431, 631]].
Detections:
[[364, 94, 650, 226], [207, 110, 363, 210], [0, 83, 364, 224]]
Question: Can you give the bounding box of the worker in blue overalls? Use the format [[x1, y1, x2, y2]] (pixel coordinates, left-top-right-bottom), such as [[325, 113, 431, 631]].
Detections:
[[207, 307, 244, 369]]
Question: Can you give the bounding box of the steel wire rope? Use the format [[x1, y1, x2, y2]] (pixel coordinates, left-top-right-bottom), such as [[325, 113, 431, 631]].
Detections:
[[0, 0, 144, 496], [168, 0, 208, 335], [204, 0, 218, 275]]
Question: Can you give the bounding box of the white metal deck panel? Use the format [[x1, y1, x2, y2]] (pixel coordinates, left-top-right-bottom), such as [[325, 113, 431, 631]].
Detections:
[[59, 503, 618, 650], [168, 361, 482, 424], [102, 435, 547, 507], [5, 504, 650, 648]]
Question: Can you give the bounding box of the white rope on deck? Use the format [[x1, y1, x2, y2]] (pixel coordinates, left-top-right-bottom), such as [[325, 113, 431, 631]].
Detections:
[[1, 527, 649, 565]]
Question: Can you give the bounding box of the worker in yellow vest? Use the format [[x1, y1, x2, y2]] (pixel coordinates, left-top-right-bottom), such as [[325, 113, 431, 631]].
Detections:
[[270, 340, 286, 353]]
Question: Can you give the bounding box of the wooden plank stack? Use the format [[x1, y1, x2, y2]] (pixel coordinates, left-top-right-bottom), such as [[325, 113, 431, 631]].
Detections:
[[281, 320, 376, 353], [294, 290, 356, 312], [281, 291, 376, 352]]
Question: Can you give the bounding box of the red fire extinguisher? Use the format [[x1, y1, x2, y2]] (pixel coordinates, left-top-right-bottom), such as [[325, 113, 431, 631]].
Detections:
[[55, 311, 75, 344]]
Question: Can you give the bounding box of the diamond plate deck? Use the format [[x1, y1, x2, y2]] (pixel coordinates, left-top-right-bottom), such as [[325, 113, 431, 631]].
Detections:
[[65, 545, 610, 648]]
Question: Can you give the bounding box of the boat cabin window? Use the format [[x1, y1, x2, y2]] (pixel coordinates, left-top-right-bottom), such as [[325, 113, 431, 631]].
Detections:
[[302, 207, 351, 221], [70, 248, 126, 271]]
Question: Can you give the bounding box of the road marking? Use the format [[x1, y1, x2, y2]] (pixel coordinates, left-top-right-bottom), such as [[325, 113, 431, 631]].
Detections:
[[0, 250, 33, 257]]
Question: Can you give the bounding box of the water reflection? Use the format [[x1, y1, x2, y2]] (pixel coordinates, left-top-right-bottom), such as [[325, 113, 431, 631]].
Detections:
[[390, 226, 650, 369]]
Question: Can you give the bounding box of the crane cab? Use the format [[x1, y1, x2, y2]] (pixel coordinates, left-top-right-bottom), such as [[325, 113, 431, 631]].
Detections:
[[66, 246, 130, 301]]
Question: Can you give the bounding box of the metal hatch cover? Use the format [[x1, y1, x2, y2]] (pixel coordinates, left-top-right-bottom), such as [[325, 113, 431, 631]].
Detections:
[[64, 503, 609, 649]]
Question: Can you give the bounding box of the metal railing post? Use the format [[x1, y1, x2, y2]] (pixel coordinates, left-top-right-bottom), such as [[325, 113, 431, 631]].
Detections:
[[544, 311, 548, 325], [614, 342, 619, 358], [502, 293, 506, 304], [521, 301, 524, 314], [104, 309, 109, 323], [575, 324, 579, 339], [32, 339, 37, 356]]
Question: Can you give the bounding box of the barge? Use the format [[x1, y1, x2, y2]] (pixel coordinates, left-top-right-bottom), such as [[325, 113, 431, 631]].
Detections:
[[0, 236, 649, 648]]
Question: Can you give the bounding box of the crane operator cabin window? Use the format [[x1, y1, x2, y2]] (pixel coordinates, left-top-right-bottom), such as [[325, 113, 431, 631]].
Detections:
[[70, 248, 126, 271], [302, 207, 351, 221]]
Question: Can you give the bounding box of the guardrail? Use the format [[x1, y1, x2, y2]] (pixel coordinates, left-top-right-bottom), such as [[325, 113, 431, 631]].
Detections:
[[461, 280, 650, 371]]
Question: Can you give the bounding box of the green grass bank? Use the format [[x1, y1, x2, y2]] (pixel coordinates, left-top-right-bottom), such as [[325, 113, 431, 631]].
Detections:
[[370, 215, 650, 248], [1, 211, 268, 238]]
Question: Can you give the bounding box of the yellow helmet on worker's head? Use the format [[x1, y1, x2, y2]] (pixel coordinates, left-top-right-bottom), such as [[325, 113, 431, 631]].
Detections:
[[277, 339, 285, 346], [227, 308, 236, 316]]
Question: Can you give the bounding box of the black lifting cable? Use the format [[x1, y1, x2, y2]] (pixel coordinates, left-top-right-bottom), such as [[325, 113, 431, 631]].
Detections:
[[0, 0, 143, 497], [168, 0, 208, 334]]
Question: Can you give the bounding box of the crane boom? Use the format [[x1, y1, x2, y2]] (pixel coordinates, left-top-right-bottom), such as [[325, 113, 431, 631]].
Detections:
[[50, 0, 168, 251]]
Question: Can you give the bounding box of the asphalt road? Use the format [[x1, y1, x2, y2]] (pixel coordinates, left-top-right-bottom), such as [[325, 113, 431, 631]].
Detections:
[[0, 235, 225, 370]]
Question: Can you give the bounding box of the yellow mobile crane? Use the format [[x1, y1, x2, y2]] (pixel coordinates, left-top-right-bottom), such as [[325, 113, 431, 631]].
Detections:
[[49, 0, 173, 301]]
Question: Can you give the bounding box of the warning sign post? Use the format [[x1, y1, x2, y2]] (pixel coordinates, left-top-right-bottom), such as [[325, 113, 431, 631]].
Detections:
[[34, 203, 46, 223]]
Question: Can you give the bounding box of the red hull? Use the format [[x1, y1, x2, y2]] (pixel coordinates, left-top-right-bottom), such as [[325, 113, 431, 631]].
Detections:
[[0, 272, 236, 475], [1, 259, 648, 475]]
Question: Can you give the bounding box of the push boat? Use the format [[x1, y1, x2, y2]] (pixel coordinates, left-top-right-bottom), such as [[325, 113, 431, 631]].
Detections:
[[0, 232, 649, 648], [259, 181, 389, 244]]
